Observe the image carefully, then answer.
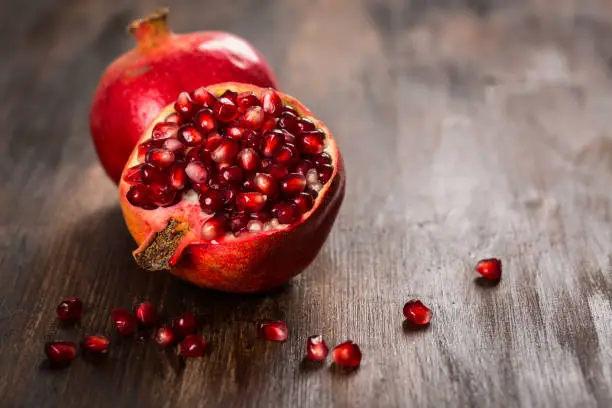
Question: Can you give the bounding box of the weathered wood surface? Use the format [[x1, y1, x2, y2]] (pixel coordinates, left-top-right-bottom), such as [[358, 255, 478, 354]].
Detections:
[[1, 0, 611, 407]]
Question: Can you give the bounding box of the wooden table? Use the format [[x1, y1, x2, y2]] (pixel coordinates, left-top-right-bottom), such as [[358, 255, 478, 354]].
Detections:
[[1, 0, 611, 407]]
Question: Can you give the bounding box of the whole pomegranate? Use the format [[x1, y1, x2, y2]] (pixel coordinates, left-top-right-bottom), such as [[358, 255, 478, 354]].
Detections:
[[119, 83, 345, 293], [90, 9, 278, 184]]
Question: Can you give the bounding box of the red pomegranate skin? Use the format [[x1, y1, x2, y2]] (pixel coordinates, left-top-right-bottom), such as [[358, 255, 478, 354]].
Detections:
[[90, 9, 278, 183]]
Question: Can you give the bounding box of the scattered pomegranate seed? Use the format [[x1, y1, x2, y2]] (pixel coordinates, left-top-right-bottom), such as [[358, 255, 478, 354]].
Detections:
[[82, 335, 110, 353], [173, 313, 197, 337], [331, 341, 362, 367], [154, 327, 177, 348], [402, 300, 432, 325], [111, 308, 138, 335], [306, 335, 329, 361], [45, 341, 77, 363], [260, 320, 288, 341], [135, 301, 157, 327], [56, 297, 83, 320], [475, 258, 502, 280], [180, 334, 206, 358]]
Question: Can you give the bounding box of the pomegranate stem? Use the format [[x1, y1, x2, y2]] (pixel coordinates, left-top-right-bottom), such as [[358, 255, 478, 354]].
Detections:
[[133, 218, 189, 270], [128, 8, 171, 50]]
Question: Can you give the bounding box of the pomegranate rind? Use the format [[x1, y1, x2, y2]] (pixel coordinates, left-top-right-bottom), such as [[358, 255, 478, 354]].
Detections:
[[119, 82, 345, 293]]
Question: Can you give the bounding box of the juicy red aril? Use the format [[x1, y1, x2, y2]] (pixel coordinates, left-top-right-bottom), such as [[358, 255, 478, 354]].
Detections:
[[141, 163, 168, 185], [202, 216, 227, 240], [177, 125, 204, 147], [163, 138, 186, 156], [294, 159, 315, 176], [261, 116, 277, 132], [180, 334, 206, 358], [200, 189, 225, 214], [220, 165, 244, 183], [175, 91, 196, 118], [214, 97, 239, 122], [205, 132, 223, 151], [151, 184, 178, 206], [154, 327, 177, 348], [135, 301, 157, 327], [82, 335, 110, 353], [152, 122, 179, 141], [222, 185, 238, 205], [127, 184, 157, 210], [124, 164, 144, 184], [403, 300, 432, 325], [332, 341, 362, 367], [237, 148, 261, 171], [221, 89, 238, 103], [185, 161, 209, 184], [225, 125, 245, 140], [111, 308, 138, 335], [306, 335, 329, 361], [475, 258, 502, 280], [138, 140, 162, 161], [281, 173, 306, 196], [276, 143, 299, 166], [164, 112, 184, 125], [45, 341, 77, 363], [236, 192, 267, 212], [301, 131, 325, 155], [318, 164, 334, 184], [263, 163, 288, 180], [169, 163, 187, 190], [261, 89, 282, 116], [173, 313, 197, 337], [244, 130, 262, 149], [254, 173, 278, 195], [282, 106, 298, 116], [230, 212, 250, 233], [313, 152, 332, 166], [194, 108, 217, 132], [240, 106, 265, 130], [261, 130, 285, 157], [211, 139, 240, 163], [278, 112, 301, 134], [192, 87, 216, 107], [273, 203, 300, 224], [237, 92, 261, 110], [282, 130, 297, 145], [299, 118, 316, 133], [146, 148, 175, 168], [293, 193, 314, 214], [56, 297, 83, 320], [260, 320, 288, 341]]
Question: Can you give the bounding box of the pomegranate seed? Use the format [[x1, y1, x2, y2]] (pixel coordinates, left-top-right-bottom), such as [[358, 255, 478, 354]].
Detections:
[[220, 165, 244, 184], [260, 320, 288, 341], [151, 122, 179, 141], [138, 140, 163, 161], [306, 335, 329, 361], [175, 91, 196, 118], [273, 202, 300, 224], [151, 184, 178, 207], [293, 159, 315, 176], [169, 163, 187, 190], [236, 192, 267, 212], [318, 164, 334, 184], [111, 308, 137, 335], [276, 143, 299, 166], [251, 211, 271, 222], [281, 173, 306, 196], [211, 139, 240, 163], [293, 193, 315, 214], [214, 96, 239, 122], [45, 341, 77, 364], [173, 313, 197, 337], [261, 116, 277, 132], [164, 112, 184, 125], [298, 118, 316, 133], [123, 164, 144, 184], [225, 125, 245, 140], [240, 106, 265, 129], [192, 87, 216, 107], [236, 148, 261, 171], [180, 334, 206, 358], [146, 148, 175, 168], [264, 163, 289, 180], [154, 327, 177, 348], [278, 112, 301, 134], [301, 131, 325, 155], [253, 173, 278, 195], [222, 185, 238, 205], [141, 163, 169, 185], [201, 216, 227, 240], [332, 341, 362, 368], [82, 335, 110, 353], [221, 89, 238, 103], [475, 258, 502, 280], [56, 297, 83, 320], [185, 161, 209, 184], [194, 108, 217, 132], [162, 138, 186, 156], [282, 130, 297, 145], [237, 92, 261, 110], [204, 131, 223, 151], [177, 125, 204, 147], [126, 184, 158, 210], [229, 212, 250, 233], [199, 189, 225, 214], [135, 301, 157, 327], [243, 130, 263, 149], [261, 89, 282, 116], [261, 130, 285, 157], [313, 152, 332, 166], [282, 106, 298, 116], [403, 300, 432, 325]]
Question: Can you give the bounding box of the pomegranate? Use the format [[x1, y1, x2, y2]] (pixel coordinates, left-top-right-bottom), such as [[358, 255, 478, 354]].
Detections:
[[90, 8, 278, 183], [118, 83, 345, 293]]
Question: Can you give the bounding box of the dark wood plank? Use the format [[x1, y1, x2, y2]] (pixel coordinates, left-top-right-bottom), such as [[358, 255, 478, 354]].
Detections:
[[1, 0, 611, 407]]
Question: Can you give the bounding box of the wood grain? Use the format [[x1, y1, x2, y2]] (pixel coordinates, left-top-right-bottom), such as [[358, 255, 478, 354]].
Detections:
[[1, 0, 611, 407]]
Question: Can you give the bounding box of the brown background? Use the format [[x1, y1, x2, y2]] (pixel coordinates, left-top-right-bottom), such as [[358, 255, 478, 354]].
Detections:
[[1, 0, 611, 407]]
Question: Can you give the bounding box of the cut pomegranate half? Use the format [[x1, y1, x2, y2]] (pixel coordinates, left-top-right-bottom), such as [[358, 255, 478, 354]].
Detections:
[[119, 82, 345, 293]]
